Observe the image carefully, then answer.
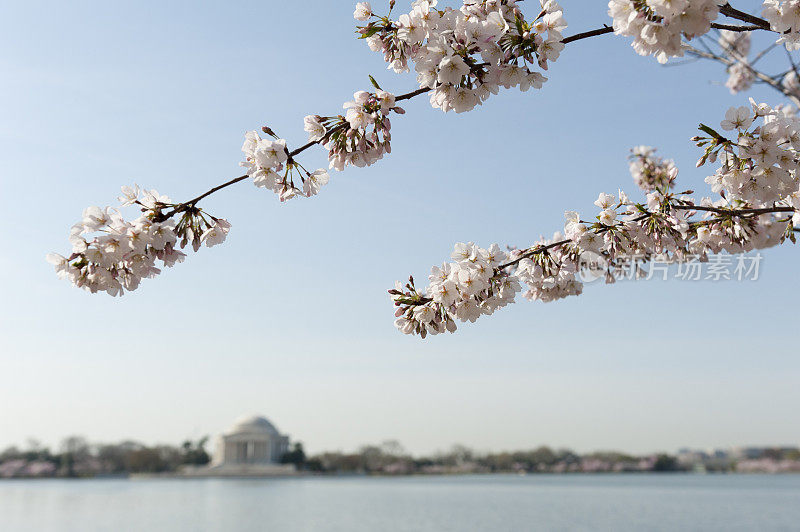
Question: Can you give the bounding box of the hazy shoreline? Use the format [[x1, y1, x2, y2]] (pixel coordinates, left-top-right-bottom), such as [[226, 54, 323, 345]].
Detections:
[[5, 437, 799, 479], [3, 470, 800, 482]]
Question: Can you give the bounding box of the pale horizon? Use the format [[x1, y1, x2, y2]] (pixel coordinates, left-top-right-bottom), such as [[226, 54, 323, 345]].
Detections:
[[2, 1, 799, 461]]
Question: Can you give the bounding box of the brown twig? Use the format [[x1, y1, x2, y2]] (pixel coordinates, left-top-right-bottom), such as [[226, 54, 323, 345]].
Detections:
[[561, 26, 614, 44], [673, 205, 795, 216], [498, 238, 573, 270], [719, 3, 772, 30], [710, 23, 764, 32], [396, 87, 432, 101]]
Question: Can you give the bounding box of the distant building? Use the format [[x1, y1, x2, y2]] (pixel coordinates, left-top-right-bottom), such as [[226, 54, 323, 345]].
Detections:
[[182, 415, 295, 477], [213, 415, 290, 466]]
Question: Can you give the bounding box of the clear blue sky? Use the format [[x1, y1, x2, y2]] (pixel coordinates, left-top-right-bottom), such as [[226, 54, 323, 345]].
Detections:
[[1, 1, 796, 455]]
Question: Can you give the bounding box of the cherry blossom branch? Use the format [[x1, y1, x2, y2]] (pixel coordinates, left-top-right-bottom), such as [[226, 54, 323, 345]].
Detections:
[[153, 25, 621, 223], [391, 97, 800, 337], [145, 4, 781, 227], [399, 204, 793, 308], [392, 196, 796, 329]]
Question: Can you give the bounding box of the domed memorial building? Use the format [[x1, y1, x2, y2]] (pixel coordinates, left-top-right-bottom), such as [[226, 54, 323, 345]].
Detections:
[[213, 415, 290, 466], [182, 415, 295, 477]]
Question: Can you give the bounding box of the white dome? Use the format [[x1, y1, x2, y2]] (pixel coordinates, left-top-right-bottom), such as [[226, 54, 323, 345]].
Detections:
[[226, 415, 281, 436]]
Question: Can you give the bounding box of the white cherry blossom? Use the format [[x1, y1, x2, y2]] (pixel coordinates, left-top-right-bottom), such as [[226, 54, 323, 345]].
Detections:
[[354, 2, 372, 22]]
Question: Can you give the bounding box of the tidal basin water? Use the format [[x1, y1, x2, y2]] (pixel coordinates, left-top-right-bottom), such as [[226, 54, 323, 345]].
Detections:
[[1, 474, 799, 531]]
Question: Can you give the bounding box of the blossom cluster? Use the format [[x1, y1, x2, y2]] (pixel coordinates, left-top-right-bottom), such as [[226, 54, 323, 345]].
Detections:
[[392, 102, 798, 337], [718, 29, 754, 94], [240, 131, 331, 201], [356, 0, 566, 113], [47, 187, 230, 296], [782, 70, 800, 99], [763, 0, 800, 50], [701, 100, 800, 205], [692, 198, 790, 253], [719, 28, 752, 58], [513, 234, 584, 302], [390, 243, 521, 337], [628, 146, 678, 192], [304, 89, 403, 172], [608, 0, 720, 63]]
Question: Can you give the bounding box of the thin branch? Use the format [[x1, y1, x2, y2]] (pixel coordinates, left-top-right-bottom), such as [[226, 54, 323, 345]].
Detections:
[[154, 175, 249, 222], [750, 42, 779, 67], [662, 57, 702, 68], [183, 175, 250, 208], [784, 47, 800, 80], [684, 44, 800, 107], [288, 124, 348, 158], [396, 87, 431, 101], [697, 34, 717, 57], [498, 238, 573, 271], [561, 26, 614, 44], [288, 140, 318, 157], [719, 3, 771, 30], [710, 23, 763, 32], [673, 205, 795, 216]]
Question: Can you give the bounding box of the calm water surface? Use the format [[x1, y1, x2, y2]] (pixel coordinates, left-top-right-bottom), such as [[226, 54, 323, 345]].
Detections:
[[1, 474, 799, 531]]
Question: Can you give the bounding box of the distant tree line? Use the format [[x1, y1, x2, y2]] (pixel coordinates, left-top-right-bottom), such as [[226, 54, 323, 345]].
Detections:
[[3, 437, 799, 478], [0, 437, 210, 478], [295, 441, 691, 475]]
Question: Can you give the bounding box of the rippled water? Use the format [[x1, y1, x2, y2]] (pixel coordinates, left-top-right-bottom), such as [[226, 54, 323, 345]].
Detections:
[[1, 474, 799, 531]]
